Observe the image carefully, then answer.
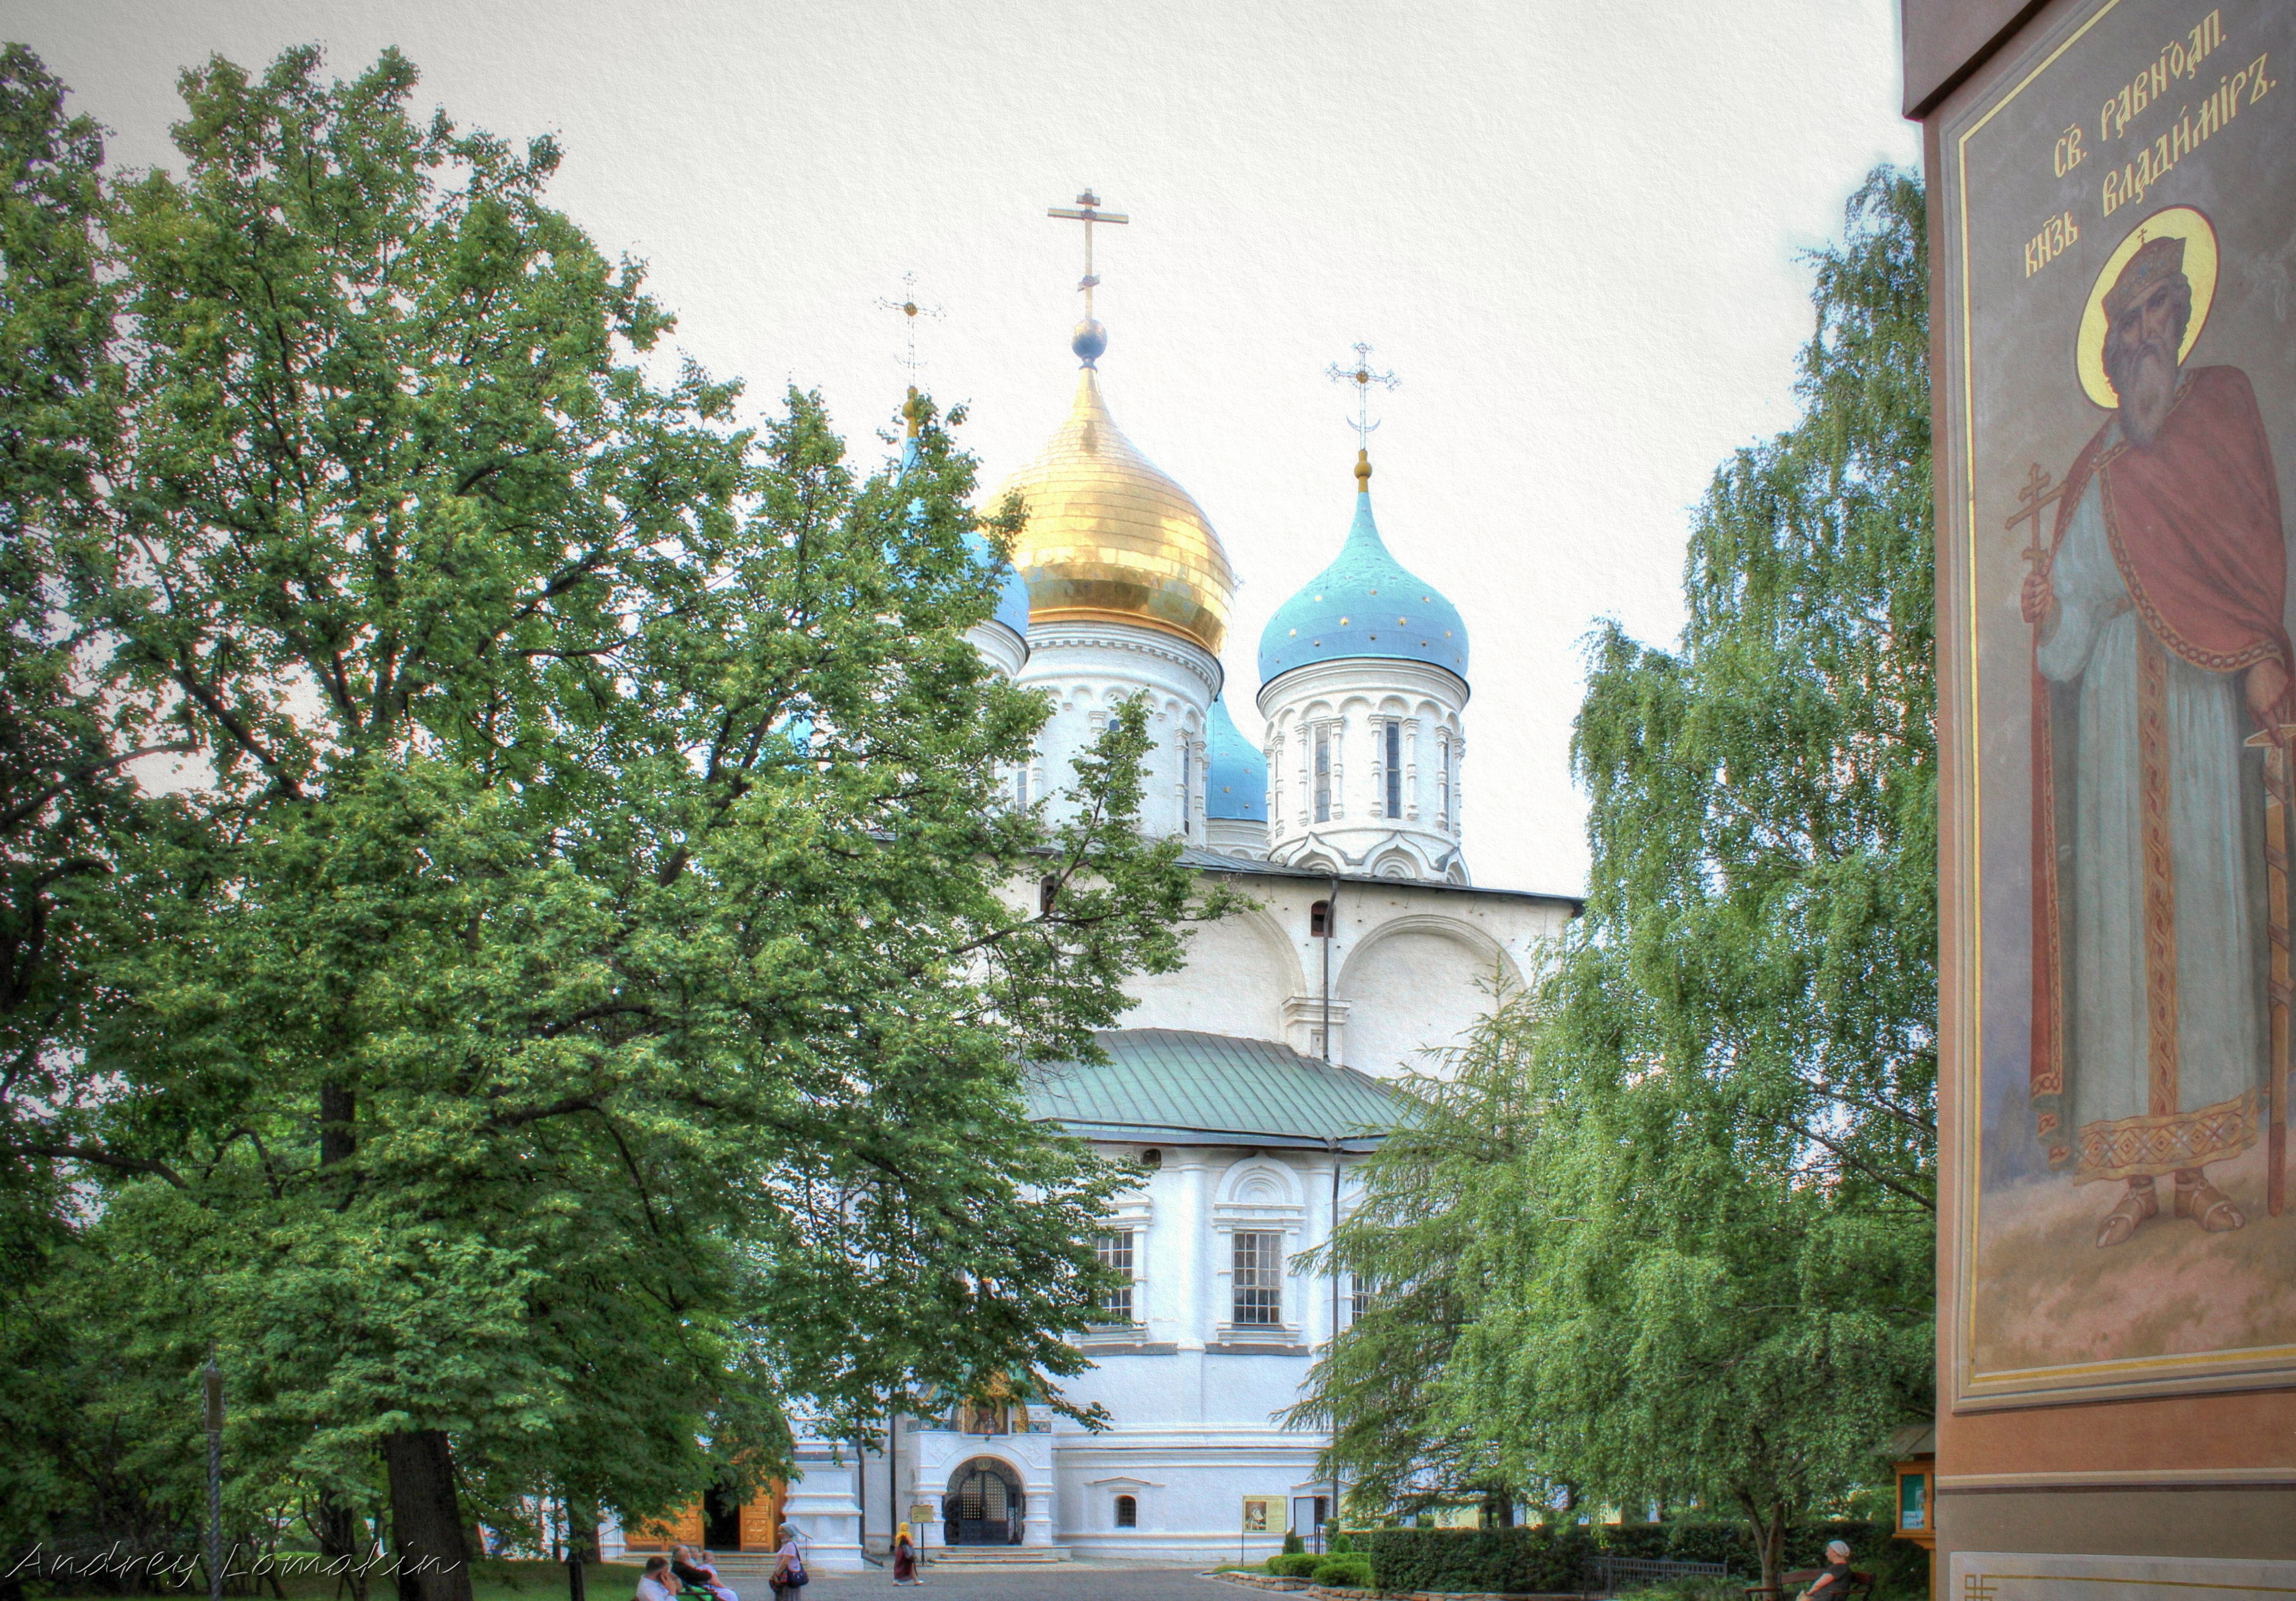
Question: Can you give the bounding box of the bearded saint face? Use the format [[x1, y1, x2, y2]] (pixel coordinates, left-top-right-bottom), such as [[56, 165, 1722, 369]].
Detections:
[[2104, 272, 2193, 447]]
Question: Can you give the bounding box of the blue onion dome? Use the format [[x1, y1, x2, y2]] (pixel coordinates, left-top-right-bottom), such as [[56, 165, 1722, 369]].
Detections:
[[1256, 454, 1468, 690], [901, 389, 1031, 640], [966, 528, 1036, 637], [1204, 696, 1268, 823]]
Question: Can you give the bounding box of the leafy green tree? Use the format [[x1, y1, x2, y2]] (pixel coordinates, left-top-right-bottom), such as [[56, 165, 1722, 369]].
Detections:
[[0, 44, 209, 1571], [4, 45, 1216, 1601], [1297, 169, 1934, 1595], [1283, 994, 1541, 1516], [1486, 165, 1934, 1591]]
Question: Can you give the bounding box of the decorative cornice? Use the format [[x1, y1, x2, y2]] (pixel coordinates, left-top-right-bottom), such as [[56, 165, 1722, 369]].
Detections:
[[1269, 826, 1466, 885], [1026, 620, 1223, 699], [1256, 651, 1467, 718], [965, 618, 1029, 678]]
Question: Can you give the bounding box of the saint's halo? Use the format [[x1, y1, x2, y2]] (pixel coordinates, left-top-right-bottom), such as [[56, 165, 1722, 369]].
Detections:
[[2076, 204, 2218, 410]]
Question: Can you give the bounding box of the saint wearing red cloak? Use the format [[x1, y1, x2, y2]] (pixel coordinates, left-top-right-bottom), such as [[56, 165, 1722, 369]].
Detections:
[[2025, 232, 2291, 1248]]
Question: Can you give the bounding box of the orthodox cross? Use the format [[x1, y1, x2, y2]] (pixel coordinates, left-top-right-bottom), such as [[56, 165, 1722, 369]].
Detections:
[[1047, 190, 1128, 319], [1327, 343, 1400, 449], [875, 271, 944, 382], [2002, 460, 2066, 583]]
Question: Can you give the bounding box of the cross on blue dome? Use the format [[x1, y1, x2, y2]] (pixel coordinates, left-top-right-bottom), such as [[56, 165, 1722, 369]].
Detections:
[[1204, 696, 1267, 822], [1257, 472, 1468, 689]]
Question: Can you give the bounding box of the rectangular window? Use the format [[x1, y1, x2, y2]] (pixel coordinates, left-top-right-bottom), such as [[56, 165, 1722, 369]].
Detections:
[[1383, 722, 1401, 817], [1438, 737, 1451, 830], [1350, 1272, 1369, 1323], [1095, 1230, 1135, 1324], [1313, 729, 1330, 823], [1181, 741, 1192, 836], [1016, 765, 1029, 808], [1233, 1231, 1283, 1325]]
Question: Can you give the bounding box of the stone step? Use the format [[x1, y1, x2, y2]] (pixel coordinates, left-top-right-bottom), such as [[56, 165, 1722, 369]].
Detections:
[[925, 1547, 1071, 1564], [683, 1557, 786, 1580]]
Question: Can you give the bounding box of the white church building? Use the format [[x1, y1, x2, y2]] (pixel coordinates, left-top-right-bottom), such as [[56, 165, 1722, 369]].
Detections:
[[609, 297, 1575, 1570]]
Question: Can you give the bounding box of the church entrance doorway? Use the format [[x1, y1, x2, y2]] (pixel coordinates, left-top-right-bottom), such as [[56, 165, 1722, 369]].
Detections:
[[943, 1458, 1024, 1546], [701, 1486, 742, 1551]]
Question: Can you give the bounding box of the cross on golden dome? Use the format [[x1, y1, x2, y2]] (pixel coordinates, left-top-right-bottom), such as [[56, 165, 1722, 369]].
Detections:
[[1048, 190, 1128, 366]]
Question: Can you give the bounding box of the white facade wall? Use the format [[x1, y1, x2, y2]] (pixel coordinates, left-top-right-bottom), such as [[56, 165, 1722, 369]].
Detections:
[[632, 870, 1576, 1570], [1127, 867, 1571, 1077]]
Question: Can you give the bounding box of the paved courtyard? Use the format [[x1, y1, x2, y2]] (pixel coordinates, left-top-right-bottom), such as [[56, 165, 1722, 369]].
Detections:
[[794, 1564, 1244, 1600]]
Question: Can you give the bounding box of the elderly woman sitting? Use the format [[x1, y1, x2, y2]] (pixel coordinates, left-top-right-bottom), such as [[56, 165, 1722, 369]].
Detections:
[[1800, 1541, 1869, 1601], [671, 1547, 737, 1601]]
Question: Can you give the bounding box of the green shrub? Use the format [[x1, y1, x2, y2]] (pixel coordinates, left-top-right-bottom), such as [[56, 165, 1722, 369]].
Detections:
[[1268, 1552, 1323, 1578], [1282, 1529, 1305, 1555], [1310, 1554, 1375, 1588], [1352, 1518, 1902, 1595], [1327, 1528, 1355, 1555]]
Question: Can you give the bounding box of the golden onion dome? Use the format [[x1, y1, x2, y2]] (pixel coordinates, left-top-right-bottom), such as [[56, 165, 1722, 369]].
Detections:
[[993, 369, 1236, 656]]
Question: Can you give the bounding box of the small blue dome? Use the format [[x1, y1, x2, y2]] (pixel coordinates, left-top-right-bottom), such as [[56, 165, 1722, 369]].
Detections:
[[1257, 488, 1467, 690], [965, 529, 1035, 639], [903, 424, 1031, 643], [1204, 696, 1267, 822]]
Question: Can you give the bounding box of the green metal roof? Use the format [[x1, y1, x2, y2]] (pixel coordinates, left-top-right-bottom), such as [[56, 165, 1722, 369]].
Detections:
[[1026, 1029, 1399, 1151]]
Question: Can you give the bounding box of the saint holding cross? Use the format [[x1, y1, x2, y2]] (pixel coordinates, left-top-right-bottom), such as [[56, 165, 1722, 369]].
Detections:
[[2021, 210, 2292, 1248]]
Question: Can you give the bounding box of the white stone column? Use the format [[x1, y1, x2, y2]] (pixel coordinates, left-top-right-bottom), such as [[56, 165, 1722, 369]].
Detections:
[[1452, 734, 1466, 839], [1171, 1150, 1209, 1354]]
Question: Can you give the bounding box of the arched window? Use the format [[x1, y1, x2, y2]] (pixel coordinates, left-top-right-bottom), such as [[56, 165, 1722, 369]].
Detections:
[[1384, 721, 1401, 818], [1015, 764, 1029, 808], [1040, 875, 1059, 916], [1437, 736, 1452, 830], [1114, 1495, 1137, 1528], [1309, 899, 1330, 938], [1313, 728, 1331, 822]]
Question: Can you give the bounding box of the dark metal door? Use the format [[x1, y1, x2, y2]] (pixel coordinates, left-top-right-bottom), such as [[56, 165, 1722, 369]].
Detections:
[[945, 1462, 1021, 1545]]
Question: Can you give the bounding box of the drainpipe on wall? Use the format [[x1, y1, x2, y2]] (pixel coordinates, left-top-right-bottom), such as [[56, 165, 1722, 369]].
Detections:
[[1321, 876, 1340, 1063], [1328, 1136, 1343, 1554]]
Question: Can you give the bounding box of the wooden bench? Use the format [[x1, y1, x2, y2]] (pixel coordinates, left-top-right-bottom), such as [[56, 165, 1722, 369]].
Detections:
[[1745, 1569, 1875, 1601]]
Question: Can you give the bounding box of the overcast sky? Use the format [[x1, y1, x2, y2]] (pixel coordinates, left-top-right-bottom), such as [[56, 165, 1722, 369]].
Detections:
[[12, 0, 1920, 896]]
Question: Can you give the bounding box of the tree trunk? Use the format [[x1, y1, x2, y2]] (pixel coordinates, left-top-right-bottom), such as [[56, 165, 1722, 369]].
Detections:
[[565, 1497, 599, 1565], [320, 1084, 356, 1169], [1738, 1494, 1787, 1597], [313, 1495, 369, 1601], [385, 1431, 474, 1601]]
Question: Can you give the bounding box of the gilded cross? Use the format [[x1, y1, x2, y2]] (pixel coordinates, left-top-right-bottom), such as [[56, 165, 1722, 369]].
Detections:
[[2002, 460, 2069, 584], [1047, 190, 1129, 319], [1327, 343, 1400, 450]]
